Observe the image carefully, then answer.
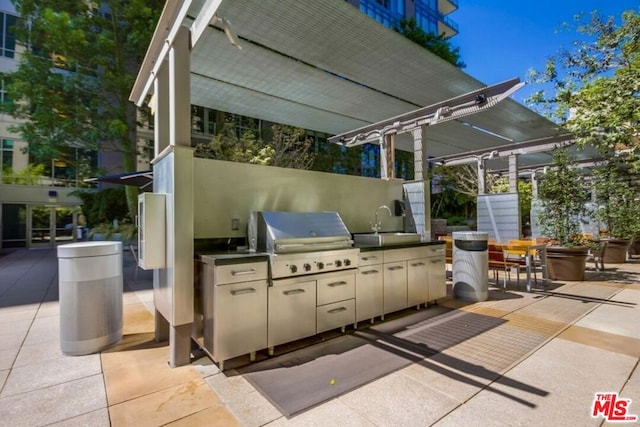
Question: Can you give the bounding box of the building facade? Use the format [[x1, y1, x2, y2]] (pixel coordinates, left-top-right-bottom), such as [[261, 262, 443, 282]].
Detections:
[[0, 0, 460, 249], [345, 0, 458, 38]]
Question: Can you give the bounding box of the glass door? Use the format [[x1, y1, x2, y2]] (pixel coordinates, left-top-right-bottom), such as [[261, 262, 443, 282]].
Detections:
[[28, 206, 78, 248], [29, 206, 53, 248]]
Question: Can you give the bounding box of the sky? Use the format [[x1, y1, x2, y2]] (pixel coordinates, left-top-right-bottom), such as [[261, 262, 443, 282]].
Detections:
[[452, 1, 639, 104]]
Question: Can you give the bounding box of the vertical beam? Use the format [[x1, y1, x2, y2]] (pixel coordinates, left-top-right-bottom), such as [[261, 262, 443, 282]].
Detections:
[[154, 62, 170, 157], [508, 154, 522, 237], [379, 134, 395, 179], [409, 125, 431, 240], [167, 25, 194, 367], [531, 171, 539, 199], [508, 154, 519, 193], [169, 26, 191, 147], [477, 157, 486, 195]]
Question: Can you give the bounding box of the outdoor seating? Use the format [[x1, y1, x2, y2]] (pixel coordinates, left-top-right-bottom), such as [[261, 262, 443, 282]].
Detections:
[[506, 239, 541, 285], [488, 243, 521, 292]]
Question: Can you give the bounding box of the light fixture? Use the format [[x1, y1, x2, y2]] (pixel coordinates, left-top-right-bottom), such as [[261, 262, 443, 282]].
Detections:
[[211, 15, 242, 50]]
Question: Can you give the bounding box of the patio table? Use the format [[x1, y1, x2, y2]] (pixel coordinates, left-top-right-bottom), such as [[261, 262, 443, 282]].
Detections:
[[495, 242, 548, 292]]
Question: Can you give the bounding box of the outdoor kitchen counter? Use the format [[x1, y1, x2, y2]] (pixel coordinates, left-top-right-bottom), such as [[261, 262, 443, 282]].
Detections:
[[355, 240, 446, 252], [198, 252, 269, 266]]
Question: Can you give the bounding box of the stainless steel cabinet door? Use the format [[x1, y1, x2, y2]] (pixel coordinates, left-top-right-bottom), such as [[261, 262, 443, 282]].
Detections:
[[407, 258, 429, 307], [428, 256, 447, 301], [268, 280, 316, 348], [383, 261, 407, 314], [213, 280, 268, 362], [356, 265, 383, 322]]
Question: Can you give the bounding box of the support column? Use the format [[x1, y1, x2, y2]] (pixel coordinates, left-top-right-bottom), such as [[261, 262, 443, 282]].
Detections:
[[169, 27, 191, 148], [508, 154, 519, 193], [477, 157, 487, 195], [509, 154, 522, 237], [160, 25, 193, 368], [408, 125, 431, 240], [379, 133, 395, 179], [531, 171, 540, 199], [153, 63, 170, 157]]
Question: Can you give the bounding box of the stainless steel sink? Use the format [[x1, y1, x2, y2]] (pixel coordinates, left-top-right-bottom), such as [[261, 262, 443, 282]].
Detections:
[[353, 232, 422, 246]]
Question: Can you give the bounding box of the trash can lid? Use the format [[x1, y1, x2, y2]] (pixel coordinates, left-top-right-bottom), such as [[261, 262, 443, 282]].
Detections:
[[452, 231, 489, 241], [57, 241, 122, 258]]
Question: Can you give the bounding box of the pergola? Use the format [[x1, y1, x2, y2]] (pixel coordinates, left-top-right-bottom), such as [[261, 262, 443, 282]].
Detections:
[[130, 0, 587, 365]]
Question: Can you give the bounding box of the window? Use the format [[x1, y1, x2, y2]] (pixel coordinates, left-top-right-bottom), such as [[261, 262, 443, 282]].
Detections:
[[1, 139, 14, 169], [0, 12, 22, 59]]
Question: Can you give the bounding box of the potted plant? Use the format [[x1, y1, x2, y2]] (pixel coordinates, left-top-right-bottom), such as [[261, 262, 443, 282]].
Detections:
[[592, 156, 640, 263], [536, 148, 590, 281]]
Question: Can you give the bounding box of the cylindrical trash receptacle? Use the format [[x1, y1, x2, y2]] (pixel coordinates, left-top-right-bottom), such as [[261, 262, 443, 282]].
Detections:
[[58, 241, 123, 355], [452, 231, 489, 301]]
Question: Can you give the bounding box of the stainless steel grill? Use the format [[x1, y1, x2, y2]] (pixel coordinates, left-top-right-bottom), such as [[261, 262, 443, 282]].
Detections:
[[248, 211, 359, 279]]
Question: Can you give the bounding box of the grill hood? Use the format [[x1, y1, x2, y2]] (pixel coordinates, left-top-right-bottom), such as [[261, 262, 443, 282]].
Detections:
[[249, 211, 353, 253]]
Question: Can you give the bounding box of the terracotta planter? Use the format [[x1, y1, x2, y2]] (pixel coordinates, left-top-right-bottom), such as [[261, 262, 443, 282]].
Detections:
[[602, 239, 631, 263], [546, 246, 589, 281], [628, 237, 640, 256]]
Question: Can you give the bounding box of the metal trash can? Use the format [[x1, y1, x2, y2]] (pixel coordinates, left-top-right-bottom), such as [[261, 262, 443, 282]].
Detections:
[[58, 241, 123, 355], [452, 231, 489, 301]]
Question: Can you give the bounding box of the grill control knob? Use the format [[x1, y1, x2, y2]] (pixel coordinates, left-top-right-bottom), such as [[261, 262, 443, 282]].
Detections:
[[317, 262, 324, 270], [335, 260, 342, 267], [343, 259, 351, 266], [289, 265, 298, 274], [303, 263, 311, 272]]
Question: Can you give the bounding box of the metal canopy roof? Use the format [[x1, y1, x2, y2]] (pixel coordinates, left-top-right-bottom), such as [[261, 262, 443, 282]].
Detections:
[[131, 0, 582, 170]]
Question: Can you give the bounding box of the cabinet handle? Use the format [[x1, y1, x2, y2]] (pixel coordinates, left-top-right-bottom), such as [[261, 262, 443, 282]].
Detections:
[[283, 288, 306, 295], [327, 281, 348, 287], [362, 256, 378, 261], [231, 268, 256, 276], [410, 262, 426, 267], [230, 287, 256, 296], [361, 269, 379, 275], [328, 307, 347, 314], [388, 266, 404, 271], [431, 259, 443, 264]]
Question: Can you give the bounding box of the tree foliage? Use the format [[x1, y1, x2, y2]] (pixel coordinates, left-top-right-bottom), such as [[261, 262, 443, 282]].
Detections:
[[537, 148, 588, 246], [393, 18, 465, 69], [3, 0, 164, 220], [527, 10, 640, 162], [194, 123, 315, 170]]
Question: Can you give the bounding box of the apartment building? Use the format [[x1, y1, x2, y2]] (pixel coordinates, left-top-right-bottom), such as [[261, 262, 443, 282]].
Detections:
[[0, 0, 459, 250]]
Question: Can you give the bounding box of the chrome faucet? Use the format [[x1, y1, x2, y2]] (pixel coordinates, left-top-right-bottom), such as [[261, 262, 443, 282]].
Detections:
[[372, 205, 392, 233]]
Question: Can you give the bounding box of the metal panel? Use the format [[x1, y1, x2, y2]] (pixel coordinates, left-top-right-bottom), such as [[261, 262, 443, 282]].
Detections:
[[193, 158, 405, 238], [476, 193, 521, 242]]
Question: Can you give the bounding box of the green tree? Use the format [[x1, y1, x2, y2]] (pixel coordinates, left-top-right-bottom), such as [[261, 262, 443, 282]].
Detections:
[[393, 18, 465, 69], [527, 10, 640, 162], [3, 0, 164, 220], [195, 122, 315, 169]]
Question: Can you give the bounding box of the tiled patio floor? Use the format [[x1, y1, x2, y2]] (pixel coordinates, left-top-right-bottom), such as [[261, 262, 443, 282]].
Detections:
[[0, 247, 638, 426]]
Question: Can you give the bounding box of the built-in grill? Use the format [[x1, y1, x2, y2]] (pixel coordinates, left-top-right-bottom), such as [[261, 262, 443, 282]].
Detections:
[[248, 211, 359, 279]]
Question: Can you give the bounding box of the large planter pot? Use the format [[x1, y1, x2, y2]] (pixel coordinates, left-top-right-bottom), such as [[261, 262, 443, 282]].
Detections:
[[630, 237, 640, 257], [602, 239, 631, 264], [546, 246, 589, 281]]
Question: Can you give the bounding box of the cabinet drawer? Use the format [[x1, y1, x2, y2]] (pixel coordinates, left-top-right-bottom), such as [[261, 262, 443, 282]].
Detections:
[[317, 299, 355, 333], [317, 272, 355, 306], [425, 245, 446, 258], [359, 251, 384, 266], [215, 262, 268, 284]]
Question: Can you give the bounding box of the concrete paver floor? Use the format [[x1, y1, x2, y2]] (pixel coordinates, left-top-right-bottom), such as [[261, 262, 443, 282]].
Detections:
[[0, 247, 638, 426]]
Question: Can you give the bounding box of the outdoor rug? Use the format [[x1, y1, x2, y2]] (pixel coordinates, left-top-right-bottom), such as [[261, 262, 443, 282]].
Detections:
[[237, 305, 509, 417]]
